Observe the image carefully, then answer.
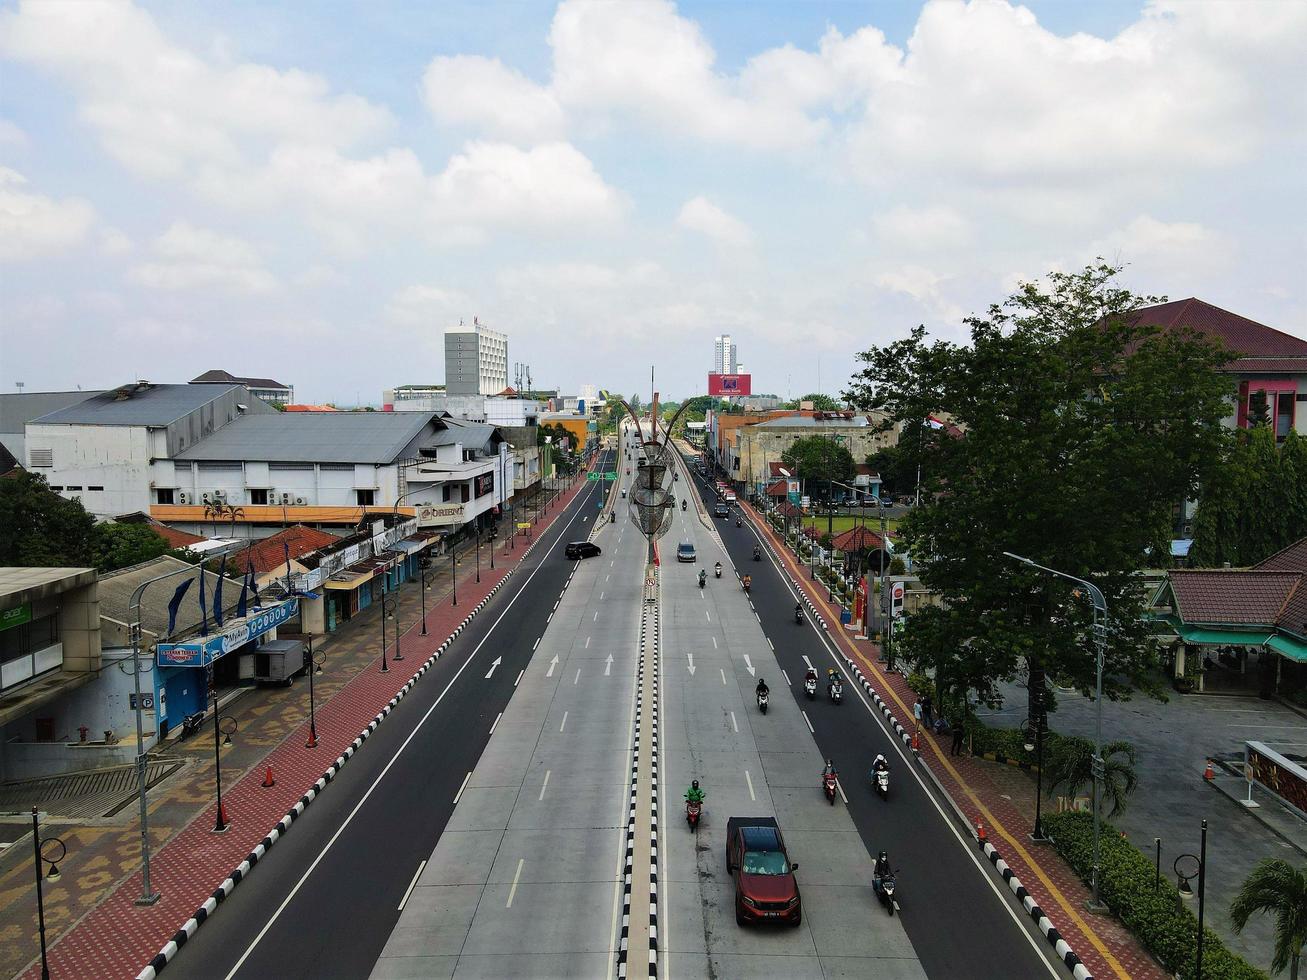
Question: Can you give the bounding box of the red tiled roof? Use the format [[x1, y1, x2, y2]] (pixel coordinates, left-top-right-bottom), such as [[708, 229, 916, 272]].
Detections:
[[1127, 299, 1307, 363], [1167, 569, 1302, 625], [767, 461, 792, 478], [832, 526, 890, 552], [765, 479, 789, 497], [1255, 537, 1307, 574], [284, 404, 338, 412], [241, 525, 339, 576], [777, 502, 803, 520], [153, 523, 205, 549]]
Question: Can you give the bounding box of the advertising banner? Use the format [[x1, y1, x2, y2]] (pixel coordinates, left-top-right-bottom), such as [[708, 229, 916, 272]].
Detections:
[[417, 503, 466, 526], [708, 373, 752, 397], [475, 472, 494, 498], [156, 598, 299, 668]]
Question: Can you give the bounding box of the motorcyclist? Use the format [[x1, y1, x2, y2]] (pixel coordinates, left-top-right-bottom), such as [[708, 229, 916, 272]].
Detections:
[[752, 545, 761, 561], [685, 778, 705, 804], [756, 677, 769, 699], [794, 602, 803, 621], [698, 569, 707, 588], [874, 850, 892, 883], [871, 753, 889, 775], [805, 666, 819, 685], [822, 758, 838, 780], [736, 517, 742, 527], [681, 499, 687, 511], [714, 561, 722, 578]]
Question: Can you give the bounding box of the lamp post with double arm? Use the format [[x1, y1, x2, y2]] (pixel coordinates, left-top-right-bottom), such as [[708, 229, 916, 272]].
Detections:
[[1002, 551, 1108, 910]]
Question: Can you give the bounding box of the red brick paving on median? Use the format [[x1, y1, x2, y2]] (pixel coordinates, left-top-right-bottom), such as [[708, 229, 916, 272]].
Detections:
[[23, 473, 592, 980], [745, 500, 1165, 980]]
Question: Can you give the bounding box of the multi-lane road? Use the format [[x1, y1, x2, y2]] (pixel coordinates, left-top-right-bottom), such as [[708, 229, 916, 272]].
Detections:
[[166, 433, 1069, 979]]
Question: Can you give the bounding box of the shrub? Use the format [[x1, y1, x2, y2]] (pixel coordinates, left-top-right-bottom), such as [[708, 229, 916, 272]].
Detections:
[[905, 669, 933, 698], [1044, 812, 1267, 980]]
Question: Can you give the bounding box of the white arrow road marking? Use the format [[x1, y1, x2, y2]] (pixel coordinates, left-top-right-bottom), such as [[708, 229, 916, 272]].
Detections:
[[687, 653, 696, 675], [743, 654, 755, 676], [485, 657, 502, 679], [546, 655, 559, 677], [605, 654, 613, 676], [506, 858, 524, 908], [398, 860, 427, 911], [745, 769, 756, 801], [802, 655, 814, 671]]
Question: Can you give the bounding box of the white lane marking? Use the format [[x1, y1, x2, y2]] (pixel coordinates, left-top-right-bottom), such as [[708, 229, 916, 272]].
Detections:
[[782, 669, 790, 686], [506, 858, 524, 908], [559, 711, 568, 732], [585, 635, 591, 648], [514, 669, 524, 687], [594, 611, 599, 622], [453, 771, 472, 804], [687, 653, 696, 675], [742, 654, 755, 676], [711, 636, 718, 649], [489, 712, 502, 734], [574, 668, 581, 685], [767, 636, 774, 651], [533, 637, 540, 651], [606, 574, 610, 582], [397, 860, 427, 911], [720, 668, 727, 685], [219, 492, 592, 980], [600, 592, 605, 600], [836, 778, 849, 804], [745, 769, 756, 801], [484, 656, 502, 679], [802, 710, 815, 733], [547, 611, 553, 624], [539, 770, 552, 801], [605, 654, 613, 676], [705, 609, 711, 621], [730, 711, 739, 733]]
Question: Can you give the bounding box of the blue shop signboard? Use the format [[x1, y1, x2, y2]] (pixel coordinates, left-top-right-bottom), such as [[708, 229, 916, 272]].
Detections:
[[156, 599, 299, 668]]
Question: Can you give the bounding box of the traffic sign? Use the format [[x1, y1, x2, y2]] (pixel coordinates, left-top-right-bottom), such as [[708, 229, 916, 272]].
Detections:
[[587, 472, 601, 481], [604, 472, 618, 480], [516, 521, 532, 529]]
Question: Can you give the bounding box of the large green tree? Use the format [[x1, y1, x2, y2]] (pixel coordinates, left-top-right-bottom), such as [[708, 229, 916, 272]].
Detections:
[[843, 262, 1233, 718], [784, 393, 843, 411], [0, 470, 96, 566], [1230, 859, 1307, 979], [89, 522, 169, 572], [781, 436, 855, 497]]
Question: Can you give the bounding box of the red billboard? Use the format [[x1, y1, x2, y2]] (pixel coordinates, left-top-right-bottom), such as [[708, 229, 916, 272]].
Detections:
[[708, 373, 751, 397]]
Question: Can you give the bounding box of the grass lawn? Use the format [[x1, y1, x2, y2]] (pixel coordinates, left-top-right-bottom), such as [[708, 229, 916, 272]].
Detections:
[[796, 514, 901, 536]]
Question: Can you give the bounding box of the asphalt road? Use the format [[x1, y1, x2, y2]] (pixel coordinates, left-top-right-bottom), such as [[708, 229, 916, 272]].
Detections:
[[167, 451, 615, 980], [683, 459, 1066, 980]]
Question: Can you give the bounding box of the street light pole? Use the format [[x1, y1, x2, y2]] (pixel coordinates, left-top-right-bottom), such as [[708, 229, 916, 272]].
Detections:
[[1025, 681, 1048, 842], [1197, 819, 1208, 979], [1002, 551, 1108, 910], [211, 685, 227, 833], [419, 558, 430, 635], [379, 584, 390, 673], [305, 633, 319, 748], [31, 807, 62, 980], [390, 593, 403, 662], [475, 525, 481, 583]]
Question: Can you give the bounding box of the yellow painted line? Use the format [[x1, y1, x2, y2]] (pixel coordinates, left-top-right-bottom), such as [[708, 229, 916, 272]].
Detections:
[[757, 512, 1130, 979]]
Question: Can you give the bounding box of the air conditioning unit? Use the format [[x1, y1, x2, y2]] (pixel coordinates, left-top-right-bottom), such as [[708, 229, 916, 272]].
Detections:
[[282, 493, 292, 504], [266, 488, 276, 502], [213, 489, 226, 501], [294, 497, 306, 506], [201, 492, 212, 503], [178, 492, 189, 504]]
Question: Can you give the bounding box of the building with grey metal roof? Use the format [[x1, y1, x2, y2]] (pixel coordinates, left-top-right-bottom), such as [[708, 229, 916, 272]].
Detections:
[[173, 411, 440, 464], [31, 381, 264, 427], [0, 389, 104, 464]]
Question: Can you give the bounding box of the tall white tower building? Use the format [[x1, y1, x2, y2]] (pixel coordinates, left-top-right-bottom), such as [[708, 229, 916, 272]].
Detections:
[[445, 319, 508, 395], [713, 335, 738, 375]]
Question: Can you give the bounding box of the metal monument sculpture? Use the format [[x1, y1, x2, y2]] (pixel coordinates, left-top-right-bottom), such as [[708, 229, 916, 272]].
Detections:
[[616, 392, 692, 550]]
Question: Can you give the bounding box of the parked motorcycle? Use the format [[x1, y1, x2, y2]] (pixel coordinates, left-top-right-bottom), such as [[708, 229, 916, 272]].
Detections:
[[823, 771, 838, 805], [874, 873, 899, 915], [179, 710, 206, 740]]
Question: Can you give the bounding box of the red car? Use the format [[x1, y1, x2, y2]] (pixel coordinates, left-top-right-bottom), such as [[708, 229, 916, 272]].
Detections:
[[726, 816, 802, 926]]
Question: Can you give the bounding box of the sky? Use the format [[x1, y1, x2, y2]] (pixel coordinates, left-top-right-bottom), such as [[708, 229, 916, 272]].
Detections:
[[1, 0, 1304, 406]]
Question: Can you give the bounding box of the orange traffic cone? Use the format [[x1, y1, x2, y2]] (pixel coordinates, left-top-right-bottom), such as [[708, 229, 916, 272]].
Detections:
[[976, 821, 987, 845], [1203, 759, 1215, 781], [911, 731, 921, 751], [262, 765, 276, 788]]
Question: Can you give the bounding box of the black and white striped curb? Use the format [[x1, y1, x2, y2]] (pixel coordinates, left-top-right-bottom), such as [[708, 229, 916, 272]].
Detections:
[[647, 581, 661, 979], [619, 599, 653, 979], [832, 649, 1096, 980], [744, 515, 829, 632], [136, 487, 587, 980], [982, 841, 1094, 980]]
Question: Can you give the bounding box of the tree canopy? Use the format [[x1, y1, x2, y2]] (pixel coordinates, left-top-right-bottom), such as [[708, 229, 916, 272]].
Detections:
[[843, 262, 1234, 718], [781, 436, 855, 493], [783, 393, 843, 411]]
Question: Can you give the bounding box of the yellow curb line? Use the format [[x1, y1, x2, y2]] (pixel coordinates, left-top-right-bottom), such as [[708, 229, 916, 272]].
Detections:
[[756, 510, 1131, 979]]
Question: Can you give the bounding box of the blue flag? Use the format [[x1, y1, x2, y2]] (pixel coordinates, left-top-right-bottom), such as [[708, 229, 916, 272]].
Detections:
[[198, 563, 209, 636], [213, 555, 227, 627], [237, 570, 248, 619], [284, 540, 293, 594], [166, 578, 193, 635]]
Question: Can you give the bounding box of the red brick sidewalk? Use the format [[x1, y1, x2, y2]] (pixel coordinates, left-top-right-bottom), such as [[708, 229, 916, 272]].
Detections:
[[21, 472, 593, 980], [745, 501, 1165, 980]]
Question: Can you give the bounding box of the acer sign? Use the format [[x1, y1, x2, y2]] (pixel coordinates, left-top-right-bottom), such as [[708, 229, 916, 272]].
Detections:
[[708, 373, 751, 397]]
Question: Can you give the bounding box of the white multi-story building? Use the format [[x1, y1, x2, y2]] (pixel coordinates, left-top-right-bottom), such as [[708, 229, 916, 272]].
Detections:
[[713, 334, 738, 375], [445, 320, 508, 396]]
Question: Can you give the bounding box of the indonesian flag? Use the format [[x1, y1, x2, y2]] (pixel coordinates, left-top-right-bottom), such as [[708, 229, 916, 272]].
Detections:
[[926, 416, 945, 430]]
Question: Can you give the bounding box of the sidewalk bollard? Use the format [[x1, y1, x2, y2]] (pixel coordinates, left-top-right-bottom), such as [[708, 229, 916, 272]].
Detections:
[[976, 821, 987, 846], [262, 766, 276, 788]]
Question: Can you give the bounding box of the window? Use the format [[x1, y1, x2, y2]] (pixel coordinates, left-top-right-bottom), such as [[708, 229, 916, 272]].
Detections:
[[442, 484, 453, 502], [88, 486, 104, 492], [356, 489, 375, 507], [249, 488, 269, 505], [461, 484, 470, 503], [49, 487, 64, 492], [155, 488, 175, 505], [66, 485, 82, 492]]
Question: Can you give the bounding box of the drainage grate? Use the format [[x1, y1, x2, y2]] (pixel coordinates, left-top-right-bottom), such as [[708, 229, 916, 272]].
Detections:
[[0, 760, 184, 819]]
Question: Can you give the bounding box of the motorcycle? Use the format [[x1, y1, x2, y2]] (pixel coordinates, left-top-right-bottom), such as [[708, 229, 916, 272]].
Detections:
[[794, 607, 803, 625], [741, 575, 751, 593], [823, 772, 838, 805], [714, 563, 722, 579], [757, 689, 769, 714], [828, 680, 843, 705], [179, 710, 206, 740], [686, 799, 702, 831], [698, 572, 706, 589], [874, 873, 899, 915], [681, 499, 687, 511], [752, 547, 761, 561], [736, 518, 742, 527], [804, 676, 817, 700], [873, 767, 890, 799]]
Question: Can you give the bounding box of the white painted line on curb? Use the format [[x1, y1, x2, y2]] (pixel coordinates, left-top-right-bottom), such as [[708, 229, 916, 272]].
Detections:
[[782, 669, 790, 686], [547, 611, 553, 624], [397, 860, 427, 911], [533, 637, 540, 650], [506, 858, 524, 908], [490, 712, 502, 735], [539, 770, 551, 801], [836, 778, 849, 804], [514, 669, 524, 688], [453, 771, 472, 804], [802, 710, 815, 733], [730, 711, 739, 733], [745, 769, 756, 801]]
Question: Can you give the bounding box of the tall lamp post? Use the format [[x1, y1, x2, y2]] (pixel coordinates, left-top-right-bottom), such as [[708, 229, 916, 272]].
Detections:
[[418, 556, 432, 635], [305, 634, 323, 748], [30, 808, 64, 980], [379, 583, 391, 673], [475, 525, 481, 583], [1002, 551, 1108, 910], [1023, 681, 1049, 842], [388, 588, 403, 662], [210, 682, 236, 833]]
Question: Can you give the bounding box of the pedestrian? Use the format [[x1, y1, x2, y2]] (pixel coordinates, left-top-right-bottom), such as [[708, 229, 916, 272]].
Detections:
[[921, 695, 934, 730], [951, 719, 965, 756], [912, 698, 922, 731]]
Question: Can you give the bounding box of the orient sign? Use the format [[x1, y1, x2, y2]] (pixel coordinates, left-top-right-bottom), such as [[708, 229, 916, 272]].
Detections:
[[417, 503, 465, 527], [475, 472, 494, 498]]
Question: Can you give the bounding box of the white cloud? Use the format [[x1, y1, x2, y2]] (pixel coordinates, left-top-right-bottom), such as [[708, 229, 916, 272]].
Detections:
[[0, 167, 94, 260], [384, 284, 474, 326], [130, 221, 276, 292], [0, 118, 28, 148], [1090, 213, 1229, 283], [873, 205, 971, 250], [676, 195, 752, 247], [99, 227, 132, 255], [423, 56, 565, 143]]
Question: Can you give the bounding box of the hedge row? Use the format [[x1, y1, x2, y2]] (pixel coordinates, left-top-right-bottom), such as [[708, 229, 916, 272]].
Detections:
[[1043, 811, 1266, 980]]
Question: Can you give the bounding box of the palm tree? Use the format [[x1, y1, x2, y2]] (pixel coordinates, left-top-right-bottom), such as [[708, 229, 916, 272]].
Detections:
[[1230, 859, 1307, 979], [1045, 737, 1138, 817]]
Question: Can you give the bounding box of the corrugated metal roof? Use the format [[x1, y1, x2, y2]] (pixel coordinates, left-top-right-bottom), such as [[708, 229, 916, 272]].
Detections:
[[31, 383, 243, 426], [191, 370, 290, 389], [751, 415, 871, 428], [173, 412, 436, 464], [429, 418, 499, 450], [98, 556, 245, 639], [1, 391, 106, 460]]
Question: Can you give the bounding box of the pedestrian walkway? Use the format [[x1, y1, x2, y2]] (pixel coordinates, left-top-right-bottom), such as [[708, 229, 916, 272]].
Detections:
[[743, 500, 1166, 980], [0, 473, 591, 980]]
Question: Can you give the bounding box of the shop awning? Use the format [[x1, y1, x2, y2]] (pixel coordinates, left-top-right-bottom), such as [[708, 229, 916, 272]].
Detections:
[[1172, 624, 1274, 646], [323, 555, 395, 591], [324, 571, 374, 591], [391, 536, 433, 556], [1267, 634, 1307, 664]]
